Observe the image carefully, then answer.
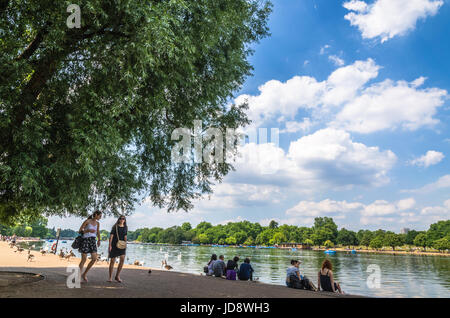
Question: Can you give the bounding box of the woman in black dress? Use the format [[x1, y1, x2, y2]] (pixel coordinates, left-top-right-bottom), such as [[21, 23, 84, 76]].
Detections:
[[108, 215, 127, 282]]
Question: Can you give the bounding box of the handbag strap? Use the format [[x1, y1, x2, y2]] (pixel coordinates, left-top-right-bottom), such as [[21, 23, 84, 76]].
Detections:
[[115, 225, 119, 240]]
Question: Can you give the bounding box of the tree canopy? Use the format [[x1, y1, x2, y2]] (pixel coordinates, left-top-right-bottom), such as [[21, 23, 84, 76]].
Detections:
[[0, 0, 272, 223]]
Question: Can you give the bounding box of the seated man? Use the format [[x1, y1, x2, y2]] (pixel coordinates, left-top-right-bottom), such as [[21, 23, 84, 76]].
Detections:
[[238, 258, 254, 281], [286, 259, 302, 288], [212, 254, 226, 278], [286, 259, 317, 291]]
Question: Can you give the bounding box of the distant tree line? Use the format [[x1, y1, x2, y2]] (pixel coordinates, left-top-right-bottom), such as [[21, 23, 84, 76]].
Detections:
[[0, 216, 84, 239], [1, 216, 449, 251], [126, 217, 450, 252]]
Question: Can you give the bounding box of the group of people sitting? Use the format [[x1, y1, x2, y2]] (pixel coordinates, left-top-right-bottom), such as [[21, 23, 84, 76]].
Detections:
[[204, 253, 343, 294], [204, 254, 254, 281], [286, 258, 343, 294]]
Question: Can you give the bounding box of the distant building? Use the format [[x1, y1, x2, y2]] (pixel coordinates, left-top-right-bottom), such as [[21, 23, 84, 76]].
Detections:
[[278, 242, 312, 250], [400, 228, 410, 234]]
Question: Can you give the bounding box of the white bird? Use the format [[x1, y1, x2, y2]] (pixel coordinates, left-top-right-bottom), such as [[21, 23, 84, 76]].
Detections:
[[177, 252, 182, 260], [160, 247, 163, 252], [164, 252, 169, 260]]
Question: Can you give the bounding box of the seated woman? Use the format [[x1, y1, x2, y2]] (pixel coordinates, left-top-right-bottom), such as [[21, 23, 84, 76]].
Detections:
[[317, 259, 343, 294], [238, 258, 254, 281], [226, 256, 239, 280], [205, 254, 217, 276]]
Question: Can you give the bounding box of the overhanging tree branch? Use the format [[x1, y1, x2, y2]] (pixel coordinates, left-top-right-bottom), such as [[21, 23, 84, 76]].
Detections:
[[15, 23, 52, 61], [0, 0, 9, 15]]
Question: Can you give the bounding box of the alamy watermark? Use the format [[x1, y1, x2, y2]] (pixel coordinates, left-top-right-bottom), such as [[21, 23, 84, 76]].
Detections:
[[66, 265, 81, 288], [366, 264, 381, 289], [171, 121, 280, 174], [66, 4, 81, 29]]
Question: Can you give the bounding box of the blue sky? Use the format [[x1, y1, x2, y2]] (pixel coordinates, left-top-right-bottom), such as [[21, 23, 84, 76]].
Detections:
[[49, 0, 450, 233]]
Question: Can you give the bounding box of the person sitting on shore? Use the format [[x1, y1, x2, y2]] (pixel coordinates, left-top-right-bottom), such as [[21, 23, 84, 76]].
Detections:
[[317, 259, 343, 294], [286, 259, 302, 287], [205, 254, 217, 276], [286, 260, 317, 291], [213, 254, 226, 278], [226, 256, 239, 280], [238, 258, 254, 281]]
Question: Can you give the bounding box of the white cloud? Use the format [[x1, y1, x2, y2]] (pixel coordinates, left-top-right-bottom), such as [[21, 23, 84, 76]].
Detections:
[[410, 150, 445, 167], [145, 182, 283, 212], [235, 58, 447, 134], [235, 76, 325, 128], [234, 59, 379, 129], [228, 128, 397, 191], [420, 200, 450, 221], [343, 0, 368, 12], [411, 76, 427, 88], [402, 174, 450, 193], [286, 199, 363, 217], [280, 118, 313, 134], [328, 55, 345, 66], [277, 197, 423, 229], [343, 0, 443, 43], [331, 78, 447, 133], [321, 59, 380, 107], [287, 128, 397, 187], [345, 197, 428, 227], [362, 198, 416, 217], [320, 44, 331, 55], [397, 198, 417, 210]]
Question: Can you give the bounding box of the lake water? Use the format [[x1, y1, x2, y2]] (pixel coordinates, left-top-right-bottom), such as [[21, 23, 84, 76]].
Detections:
[[27, 240, 450, 298]]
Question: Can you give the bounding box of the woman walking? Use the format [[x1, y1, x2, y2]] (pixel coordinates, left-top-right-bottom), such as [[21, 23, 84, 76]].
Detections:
[[78, 210, 102, 282], [108, 215, 128, 283]]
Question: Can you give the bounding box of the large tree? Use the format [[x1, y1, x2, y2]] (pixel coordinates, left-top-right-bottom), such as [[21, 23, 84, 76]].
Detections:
[[0, 0, 272, 223], [337, 228, 358, 247]]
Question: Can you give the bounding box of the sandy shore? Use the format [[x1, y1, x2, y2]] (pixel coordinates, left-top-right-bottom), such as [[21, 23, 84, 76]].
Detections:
[[0, 242, 362, 298]]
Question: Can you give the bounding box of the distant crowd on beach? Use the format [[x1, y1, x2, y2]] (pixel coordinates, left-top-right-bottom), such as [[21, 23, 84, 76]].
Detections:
[[204, 253, 344, 294], [1, 234, 17, 243]]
